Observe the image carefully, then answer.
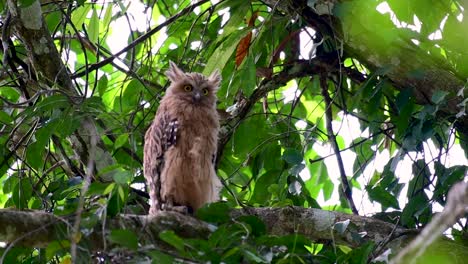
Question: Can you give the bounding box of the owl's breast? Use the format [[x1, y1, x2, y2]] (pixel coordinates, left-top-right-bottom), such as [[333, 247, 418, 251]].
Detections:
[[158, 101, 218, 162], [178, 119, 217, 151]]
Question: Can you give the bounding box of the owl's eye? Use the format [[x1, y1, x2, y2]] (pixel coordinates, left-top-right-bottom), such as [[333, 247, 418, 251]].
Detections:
[[202, 88, 209, 95], [183, 85, 192, 92]]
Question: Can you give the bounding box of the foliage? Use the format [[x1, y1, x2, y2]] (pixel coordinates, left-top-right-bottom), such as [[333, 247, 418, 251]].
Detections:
[[0, 0, 467, 263]]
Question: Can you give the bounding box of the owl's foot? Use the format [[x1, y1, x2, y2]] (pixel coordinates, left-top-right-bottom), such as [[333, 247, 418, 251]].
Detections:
[[162, 198, 194, 214], [173, 205, 193, 214], [162, 204, 193, 214]]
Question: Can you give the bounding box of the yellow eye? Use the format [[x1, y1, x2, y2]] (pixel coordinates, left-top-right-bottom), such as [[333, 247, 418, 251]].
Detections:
[[202, 88, 209, 95], [183, 85, 192, 92]]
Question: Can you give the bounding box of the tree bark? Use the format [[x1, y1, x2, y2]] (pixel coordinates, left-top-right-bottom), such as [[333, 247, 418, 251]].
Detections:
[[0, 207, 411, 251]]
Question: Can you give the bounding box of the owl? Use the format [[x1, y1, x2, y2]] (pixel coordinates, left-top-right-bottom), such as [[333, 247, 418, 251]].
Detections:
[[143, 61, 221, 215]]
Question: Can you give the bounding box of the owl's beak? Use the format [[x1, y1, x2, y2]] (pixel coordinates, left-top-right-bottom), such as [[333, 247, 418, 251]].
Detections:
[[192, 91, 201, 102]]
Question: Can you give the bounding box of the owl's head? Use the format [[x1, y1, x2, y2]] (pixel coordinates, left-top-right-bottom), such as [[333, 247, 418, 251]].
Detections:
[[165, 61, 221, 107]]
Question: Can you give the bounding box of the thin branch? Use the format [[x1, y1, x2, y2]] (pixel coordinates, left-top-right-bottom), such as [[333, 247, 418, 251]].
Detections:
[[391, 181, 468, 264], [308, 125, 395, 164], [319, 73, 358, 215]]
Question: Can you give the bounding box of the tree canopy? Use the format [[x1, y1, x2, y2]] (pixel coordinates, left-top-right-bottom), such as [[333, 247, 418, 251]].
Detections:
[[0, 0, 467, 263]]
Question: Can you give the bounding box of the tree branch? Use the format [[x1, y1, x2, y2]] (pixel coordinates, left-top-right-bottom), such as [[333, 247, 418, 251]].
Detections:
[[0, 207, 411, 252], [319, 73, 358, 214], [391, 181, 468, 264]]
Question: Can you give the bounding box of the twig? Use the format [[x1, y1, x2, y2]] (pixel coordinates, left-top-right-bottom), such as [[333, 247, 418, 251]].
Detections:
[[70, 127, 98, 261], [319, 73, 358, 215]]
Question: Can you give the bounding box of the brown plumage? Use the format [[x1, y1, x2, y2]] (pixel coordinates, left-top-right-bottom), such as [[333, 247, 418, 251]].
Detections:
[[144, 62, 221, 215]]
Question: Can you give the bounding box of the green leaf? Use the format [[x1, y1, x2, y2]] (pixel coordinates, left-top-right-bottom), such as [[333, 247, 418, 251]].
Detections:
[[434, 163, 467, 200], [117, 185, 126, 200], [250, 170, 281, 204], [46, 10, 61, 32], [203, 29, 248, 76], [70, 5, 91, 29], [261, 143, 283, 171], [409, 160, 430, 197], [0, 111, 13, 125], [117, 79, 144, 113], [0, 247, 33, 263], [34, 95, 70, 112], [237, 215, 266, 237], [56, 114, 80, 137], [108, 229, 138, 250], [26, 141, 45, 170], [257, 234, 312, 253], [243, 249, 268, 263], [232, 114, 269, 159], [386, 0, 412, 22], [87, 182, 111, 196], [46, 240, 70, 259], [97, 75, 109, 96], [401, 194, 428, 227], [148, 250, 175, 264], [102, 3, 114, 31], [88, 8, 99, 43], [431, 90, 449, 104], [0, 87, 20, 101], [289, 163, 305, 176], [159, 230, 185, 253], [352, 138, 375, 175], [107, 187, 125, 217], [3, 175, 18, 194], [12, 179, 33, 209], [222, 247, 241, 260], [236, 54, 256, 96], [366, 185, 400, 209], [114, 133, 129, 150], [334, 219, 350, 234], [282, 148, 303, 165], [18, 0, 35, 8], [196, 201, 230, 223], [343, 242, 375, 264], [322, 178, 334, 201], [217, 1, 250, 37]]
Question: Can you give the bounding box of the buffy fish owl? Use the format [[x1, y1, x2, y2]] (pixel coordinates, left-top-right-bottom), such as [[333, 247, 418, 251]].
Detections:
[[144, 61, 221, 214]]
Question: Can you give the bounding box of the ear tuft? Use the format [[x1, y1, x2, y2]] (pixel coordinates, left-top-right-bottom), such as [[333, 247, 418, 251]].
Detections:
[[166, 61, 185, 82], [208, 69, 221, 88]]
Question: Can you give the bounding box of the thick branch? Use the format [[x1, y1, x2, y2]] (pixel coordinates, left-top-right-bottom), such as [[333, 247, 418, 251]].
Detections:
[[0, 207, 411, 252]]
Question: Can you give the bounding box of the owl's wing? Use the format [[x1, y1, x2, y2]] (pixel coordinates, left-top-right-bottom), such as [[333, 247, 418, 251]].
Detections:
[[143, 112, 178, 213]]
